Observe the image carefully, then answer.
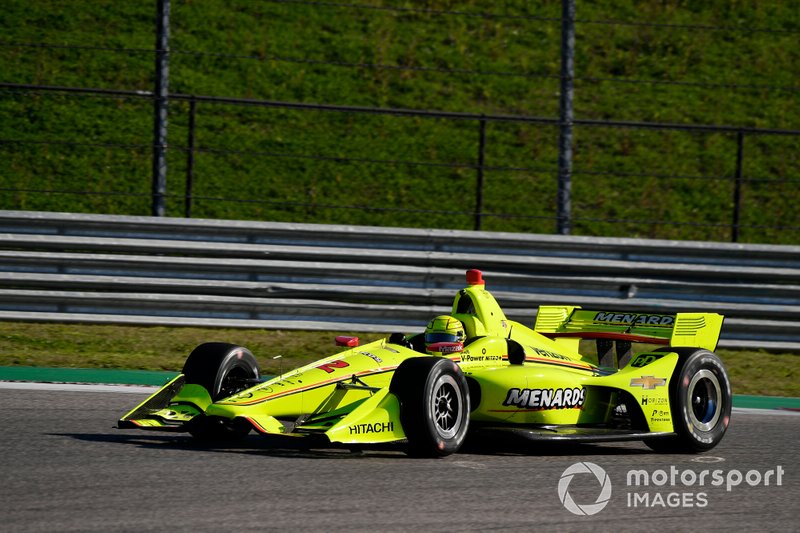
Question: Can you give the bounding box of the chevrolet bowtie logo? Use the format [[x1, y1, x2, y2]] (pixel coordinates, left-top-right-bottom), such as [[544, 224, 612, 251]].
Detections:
[[630, 376, 667, 390]]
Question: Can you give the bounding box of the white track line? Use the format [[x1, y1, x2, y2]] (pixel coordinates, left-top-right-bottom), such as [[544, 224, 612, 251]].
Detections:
[[0, 381, 158, 394], [731, 407, 800, 416]]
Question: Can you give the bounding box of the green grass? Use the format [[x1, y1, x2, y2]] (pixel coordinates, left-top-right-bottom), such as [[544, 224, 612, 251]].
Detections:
[[0, 322, 385, 375], [1, 1, 798, 242], [0, 321, 797, 397]]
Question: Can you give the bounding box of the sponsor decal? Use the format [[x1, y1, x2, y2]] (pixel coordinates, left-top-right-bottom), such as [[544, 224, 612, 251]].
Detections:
[[594, 312, 675, 326], [461, 352, 502, 363], [503, 387, 586, 409], [530, 347, 572, 361], [359, 351, 383, 364], [316, 360, 350, 374], [630, 376, 667, 390], [348, 422, 394, 435], [631, 353, 665, 368], [641, 396, 668, 406], [650, 409, 671, 423], [436, 343, 464, 354]]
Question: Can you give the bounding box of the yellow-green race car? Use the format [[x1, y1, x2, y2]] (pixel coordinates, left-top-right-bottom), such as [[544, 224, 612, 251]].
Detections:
[[118, 270, 731, 457]]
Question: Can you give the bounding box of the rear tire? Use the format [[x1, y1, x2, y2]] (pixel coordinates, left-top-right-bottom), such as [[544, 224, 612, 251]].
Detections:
[[645, 348, 731, 453], [182, 343, 260, 441], [389, 357, 470, 457]]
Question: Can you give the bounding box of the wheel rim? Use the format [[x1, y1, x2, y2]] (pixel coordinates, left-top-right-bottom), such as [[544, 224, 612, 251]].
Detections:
[[431, 374, 463, 440], [219, 366, 251, 399], [687, 369, 722, 432]]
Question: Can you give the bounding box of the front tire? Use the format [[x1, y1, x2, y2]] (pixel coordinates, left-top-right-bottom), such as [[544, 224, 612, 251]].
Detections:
[[183, 342, 260, 401], [645, 348, 731, 453], [390, 357, 470, 457], [182, 343, 260, 441]]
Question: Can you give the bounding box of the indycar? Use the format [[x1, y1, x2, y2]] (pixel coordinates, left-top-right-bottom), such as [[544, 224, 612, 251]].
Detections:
[[118, 270, 731, 456]]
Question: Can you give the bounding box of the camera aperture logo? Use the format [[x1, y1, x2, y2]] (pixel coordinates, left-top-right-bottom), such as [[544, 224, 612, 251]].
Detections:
[[558, 462, 612, 516]]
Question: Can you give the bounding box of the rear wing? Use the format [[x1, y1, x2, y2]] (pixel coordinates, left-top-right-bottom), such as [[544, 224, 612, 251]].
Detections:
[[534, 306, 724, 352]]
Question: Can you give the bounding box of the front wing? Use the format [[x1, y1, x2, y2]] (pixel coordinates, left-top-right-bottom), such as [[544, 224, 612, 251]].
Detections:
[[118, 376, 408, 445]]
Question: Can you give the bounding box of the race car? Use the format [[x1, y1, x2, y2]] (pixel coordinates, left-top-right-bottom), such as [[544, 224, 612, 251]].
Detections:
[[118, 269, 731, 456]]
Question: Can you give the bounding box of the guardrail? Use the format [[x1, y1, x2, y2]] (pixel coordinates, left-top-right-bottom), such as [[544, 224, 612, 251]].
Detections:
[[0, 210, 798, 351]]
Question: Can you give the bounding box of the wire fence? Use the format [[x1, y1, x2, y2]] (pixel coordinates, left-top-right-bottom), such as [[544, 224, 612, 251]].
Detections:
[[0, 1, 798, 244]]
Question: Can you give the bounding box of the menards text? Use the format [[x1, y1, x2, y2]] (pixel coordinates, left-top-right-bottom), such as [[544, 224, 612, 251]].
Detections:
[[503, 387, 586, 409], [594, 312, 675, 326]]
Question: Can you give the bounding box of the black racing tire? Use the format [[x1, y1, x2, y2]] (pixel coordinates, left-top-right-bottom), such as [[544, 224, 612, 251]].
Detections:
[[644, 348, 731, 453], [183, 342, 260, 401], [389, 357, 470, 457], [182, 343, 260, 441]]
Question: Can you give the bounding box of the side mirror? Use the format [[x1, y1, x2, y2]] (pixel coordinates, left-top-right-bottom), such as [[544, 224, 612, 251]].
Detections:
[[426, 341, 464, 355], [388, 332, 407, 345], [335, 336, 359, 347]]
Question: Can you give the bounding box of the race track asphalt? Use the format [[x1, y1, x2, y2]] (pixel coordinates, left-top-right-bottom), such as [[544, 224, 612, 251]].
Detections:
[[0, 386, 797, 532]]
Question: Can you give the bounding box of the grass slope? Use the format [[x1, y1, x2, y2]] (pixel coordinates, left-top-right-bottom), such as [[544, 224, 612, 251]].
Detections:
[[0, 1, 798, 242]]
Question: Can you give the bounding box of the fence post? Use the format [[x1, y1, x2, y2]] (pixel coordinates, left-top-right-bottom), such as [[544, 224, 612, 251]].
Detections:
[[474, 117, 487, 231], [732, 130, 745, 242], [556, 0, 576, 235], [152, 0, 170, 217], [185, 97, 196, 218]]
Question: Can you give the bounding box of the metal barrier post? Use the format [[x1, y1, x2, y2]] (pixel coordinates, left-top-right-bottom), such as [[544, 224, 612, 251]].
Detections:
[[185, 97, 196, 218], [556, 0, 576, 235], [732, 130, 744, 242], [152, 0, 170, 217], [475, 117, 487, 231]]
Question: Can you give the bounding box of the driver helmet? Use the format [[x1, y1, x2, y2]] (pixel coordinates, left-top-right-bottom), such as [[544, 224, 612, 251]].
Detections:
[[424, 315, 466, 345]]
